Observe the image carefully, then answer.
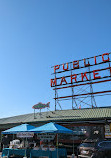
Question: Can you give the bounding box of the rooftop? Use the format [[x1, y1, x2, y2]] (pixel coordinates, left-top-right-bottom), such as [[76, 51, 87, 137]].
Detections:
[[0, 106, 111, 129]]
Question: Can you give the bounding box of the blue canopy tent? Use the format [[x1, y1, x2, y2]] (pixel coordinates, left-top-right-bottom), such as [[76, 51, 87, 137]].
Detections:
[[2, 123, 35, 134], [29, 122, 73, 158], [2, 124, 36, 158], [29, 122, 73, 134]]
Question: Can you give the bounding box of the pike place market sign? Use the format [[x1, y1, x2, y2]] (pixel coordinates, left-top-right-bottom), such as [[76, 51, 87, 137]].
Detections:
[[50, 53, 111, 100]]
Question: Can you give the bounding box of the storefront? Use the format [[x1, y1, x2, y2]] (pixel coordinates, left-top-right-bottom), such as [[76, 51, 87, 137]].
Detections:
[[0, 106, 111, 152]]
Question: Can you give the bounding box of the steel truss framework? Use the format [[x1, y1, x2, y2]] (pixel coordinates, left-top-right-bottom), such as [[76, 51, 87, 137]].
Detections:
[[51, 53, 111, 111]]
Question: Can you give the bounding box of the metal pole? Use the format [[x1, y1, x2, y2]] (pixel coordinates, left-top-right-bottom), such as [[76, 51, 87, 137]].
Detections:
[[71, 132, 75, 158], [73, 132, 74, 155], [88, 65, 97, 108], [55, 70, 57, 111], [34, 109, 35, 119], [88, 66, 93, 108], [70, 63, 78, 109], [24, 137, 27, 158], [57, 134, 58, 158], [54, 69, 62, 111]]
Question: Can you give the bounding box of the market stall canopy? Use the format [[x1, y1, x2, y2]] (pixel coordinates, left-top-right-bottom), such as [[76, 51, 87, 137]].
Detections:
[[2, 123, 36, 134], [29, 122, 73, 134]]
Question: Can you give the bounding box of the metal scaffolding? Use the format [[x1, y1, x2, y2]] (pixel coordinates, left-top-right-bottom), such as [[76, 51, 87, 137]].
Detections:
[[51, 52, 111, 111]]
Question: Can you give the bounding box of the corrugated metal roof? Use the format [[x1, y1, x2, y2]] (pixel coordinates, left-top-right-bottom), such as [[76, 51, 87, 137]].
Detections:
[[0, 107, 111, 127]]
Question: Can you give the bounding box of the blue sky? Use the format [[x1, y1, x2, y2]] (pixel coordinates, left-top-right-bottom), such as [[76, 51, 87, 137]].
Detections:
[[0, 0, 111, 118]]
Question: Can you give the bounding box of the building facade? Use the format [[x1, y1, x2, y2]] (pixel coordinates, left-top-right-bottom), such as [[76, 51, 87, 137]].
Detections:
[[0, 106, 111, 151]]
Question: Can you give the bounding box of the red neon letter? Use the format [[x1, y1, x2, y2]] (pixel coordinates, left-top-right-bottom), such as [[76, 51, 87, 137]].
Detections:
[[62, 63, 69, 71], [60, 77, 67, 85], [102, 53, 110, 62], [94, 56, 97, 64], [73, 61, 79, 69], [84, 59, 90, 67], [93, 70, 101, 79], [81, 72, 88, 81], [50, 78, 57, 87], [71, 74, 77, 83], [54, 65, 59, 73]]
